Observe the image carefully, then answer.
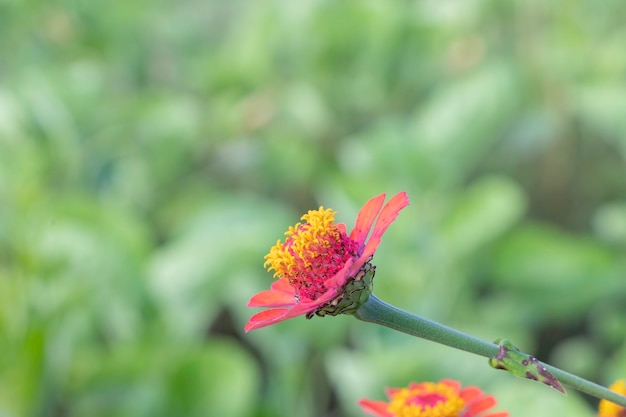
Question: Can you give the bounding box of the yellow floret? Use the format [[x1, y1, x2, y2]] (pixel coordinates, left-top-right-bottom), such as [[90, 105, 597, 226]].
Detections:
[[388, 383, 464, 417], [264, 207, 337, 278], [599, 380, 626, 417]]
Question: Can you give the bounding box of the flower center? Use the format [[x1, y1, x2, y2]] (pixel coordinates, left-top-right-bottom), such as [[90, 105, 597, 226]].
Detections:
[[264, 207, 359, 300], [388, 382, 465, 417]]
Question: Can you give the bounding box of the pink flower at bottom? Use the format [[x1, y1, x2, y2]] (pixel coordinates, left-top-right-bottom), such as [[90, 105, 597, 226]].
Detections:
[[245, 192, 409, 332], [358, 379, 509, 417]]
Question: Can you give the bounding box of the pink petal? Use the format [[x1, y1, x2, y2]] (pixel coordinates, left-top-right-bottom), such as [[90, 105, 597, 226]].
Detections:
[[483, 412, 509, 417], [247, 278, 295, 308], [463, 396, 497, 417], [357, 399, 393, 417], [245, 297, 323, 332], [440, 379, 462, 392], [385, 387, 403, 397], [248, 289, 296, 308], [358, 191, 409, 261], [271, 277, 293, 292], [460, 386, 482, 402], [244, 309, 290, 332], [323, 257, 356, 288], [350, 193, 386, 244]]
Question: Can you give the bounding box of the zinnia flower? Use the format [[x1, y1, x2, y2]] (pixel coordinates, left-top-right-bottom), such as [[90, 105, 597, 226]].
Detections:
[[358, 379, 508, 417], [245, 192, 409, 332], [599, 380, 626, 417]]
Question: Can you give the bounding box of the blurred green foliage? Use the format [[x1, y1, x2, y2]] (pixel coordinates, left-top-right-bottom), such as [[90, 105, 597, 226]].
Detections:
[[1, 0, 626, 416]]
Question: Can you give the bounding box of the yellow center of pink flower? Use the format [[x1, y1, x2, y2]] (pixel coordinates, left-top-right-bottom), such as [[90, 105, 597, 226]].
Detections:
[[599, 380, 626, 417], [387, 382, 465, 417], [263, 207, 359, 301]]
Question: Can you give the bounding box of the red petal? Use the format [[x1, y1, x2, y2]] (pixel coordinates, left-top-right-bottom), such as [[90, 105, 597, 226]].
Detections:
[[271, 277, 293, 292], [245, 297, 321, 332], [483, 412, 509, 417], [248, 289, 296, 308], [247, 278, 295, 307], [460, 386, 482, 402], [385, 387, 403, 397], [357, 399, 393, 417], [324, 257, 355, 288], [463, 396, 497, 417], [359, 191, 409, 261], [440, 379, 462, 392], [244, 309, 290, 332], [350, 193, 386, 244]]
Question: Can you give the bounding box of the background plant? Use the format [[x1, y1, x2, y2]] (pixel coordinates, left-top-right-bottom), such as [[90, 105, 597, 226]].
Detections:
[[1, 0, 626, 416]]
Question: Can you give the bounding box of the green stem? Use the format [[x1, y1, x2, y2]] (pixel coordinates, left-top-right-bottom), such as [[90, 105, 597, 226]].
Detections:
[[354, 294, 626, 407]]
